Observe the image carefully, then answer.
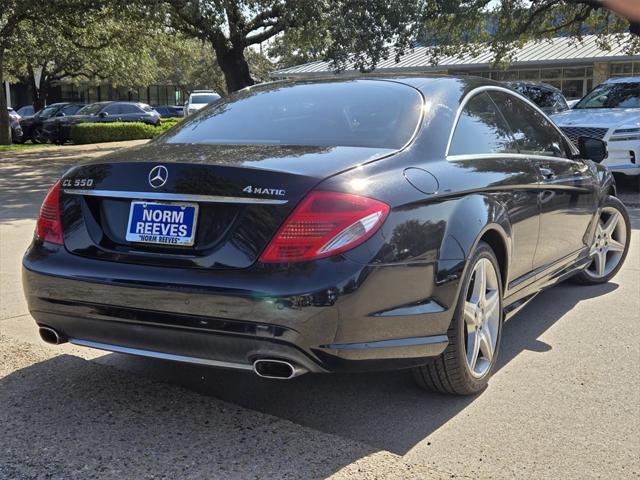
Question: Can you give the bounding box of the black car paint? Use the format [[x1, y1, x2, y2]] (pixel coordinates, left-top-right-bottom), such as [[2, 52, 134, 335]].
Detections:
[[19, 103, 85, 142], [22, 76, 615, 374], [43, 101, 161, 143]]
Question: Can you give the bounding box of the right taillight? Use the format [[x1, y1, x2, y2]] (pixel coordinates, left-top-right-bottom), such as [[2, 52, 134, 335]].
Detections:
[[260, 191, 389, 263], [36, 180, 63, 245]]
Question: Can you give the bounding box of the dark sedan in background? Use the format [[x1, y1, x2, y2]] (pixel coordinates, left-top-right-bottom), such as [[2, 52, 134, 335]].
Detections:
[[24, 76, 630, 395], [506, 81, 571, 115], [154, 105, 184, 118], [19, 103, 85, 143], [43, 101, 161, 144]]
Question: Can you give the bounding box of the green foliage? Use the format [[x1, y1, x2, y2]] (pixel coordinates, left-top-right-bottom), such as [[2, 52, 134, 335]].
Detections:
[[70, 120, 180, 144], [418, 1, 639, 69], [6, 5, 163, 110]]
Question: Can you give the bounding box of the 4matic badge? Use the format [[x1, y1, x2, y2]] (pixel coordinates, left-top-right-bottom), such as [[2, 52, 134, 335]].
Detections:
[[243, 185, 286, 196]]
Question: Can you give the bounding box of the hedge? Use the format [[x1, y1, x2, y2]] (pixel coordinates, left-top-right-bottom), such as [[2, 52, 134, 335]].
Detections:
[[70, 119, 181, 144]]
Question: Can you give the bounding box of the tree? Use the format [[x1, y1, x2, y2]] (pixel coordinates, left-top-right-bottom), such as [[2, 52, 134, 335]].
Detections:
[[159, 0, 423, 92], [0, 0, 117, 144], [153, 34, 273, 96], [272, 1, 638, 74], [0, 0, 48, 144], [6, 7, 161, 112], [418, 1, 639, 69]]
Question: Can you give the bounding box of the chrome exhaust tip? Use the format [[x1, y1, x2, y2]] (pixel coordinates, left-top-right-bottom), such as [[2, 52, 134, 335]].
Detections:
[[252, 359, 307, 380], [38, 326, 66, 345]]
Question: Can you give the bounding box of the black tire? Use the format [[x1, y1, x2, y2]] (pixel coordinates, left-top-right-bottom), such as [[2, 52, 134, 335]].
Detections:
[[572, 195, 631, 285], [414, 241, 503, 395]]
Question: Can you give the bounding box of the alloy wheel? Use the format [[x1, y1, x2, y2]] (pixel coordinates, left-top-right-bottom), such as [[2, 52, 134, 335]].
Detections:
[[585, 206, 628, 279], [32, 128, 46, 144], [463, 258, 501, 378]]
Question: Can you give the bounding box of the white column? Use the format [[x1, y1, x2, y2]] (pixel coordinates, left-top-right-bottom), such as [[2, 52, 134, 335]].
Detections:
[[4, 81, 11, 108]]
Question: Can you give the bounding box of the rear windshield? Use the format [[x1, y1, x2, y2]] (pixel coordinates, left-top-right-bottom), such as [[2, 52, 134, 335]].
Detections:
[[190, 94, 220, 104], [163, 80, 423, 149]]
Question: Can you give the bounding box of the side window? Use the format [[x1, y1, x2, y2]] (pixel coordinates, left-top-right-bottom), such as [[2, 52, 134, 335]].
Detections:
[[61, 105, 81, 115], [119, 104, 142, 114], [449, 92, 519, 156], [489, 91, 571, 158], [102, 104, 121, 115]]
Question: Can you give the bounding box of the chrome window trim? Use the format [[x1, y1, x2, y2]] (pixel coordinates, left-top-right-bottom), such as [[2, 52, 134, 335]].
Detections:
[[446, 153, 581, 163], [63, 189, 289, 205], [445, 85, 579, 160]]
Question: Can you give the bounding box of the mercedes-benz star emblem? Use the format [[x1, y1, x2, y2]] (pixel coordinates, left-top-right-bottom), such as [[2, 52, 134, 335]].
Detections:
[[148, 165, 168, 189]]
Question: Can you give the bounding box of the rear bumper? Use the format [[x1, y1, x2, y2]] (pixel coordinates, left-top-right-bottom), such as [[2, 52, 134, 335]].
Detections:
[[23, 242, 457, 373]]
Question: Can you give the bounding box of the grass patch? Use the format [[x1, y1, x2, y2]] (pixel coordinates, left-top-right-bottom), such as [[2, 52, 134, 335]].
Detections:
[[0, 143, 54, 152]]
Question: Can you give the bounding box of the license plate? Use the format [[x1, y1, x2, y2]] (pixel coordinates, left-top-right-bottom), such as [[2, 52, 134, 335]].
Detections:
[[126, 201, 198, 246]]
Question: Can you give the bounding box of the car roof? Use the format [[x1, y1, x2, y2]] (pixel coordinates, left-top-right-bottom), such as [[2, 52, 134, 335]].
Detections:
[[603, 76, 640, 84]]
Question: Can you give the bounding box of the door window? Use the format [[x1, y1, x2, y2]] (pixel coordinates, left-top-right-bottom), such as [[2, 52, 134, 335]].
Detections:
[[119, 104, 142, 114], [489, 91, 572, 158], [449, 92, 519, 156], [61, 104, 82, 115], [102, 104, 121, 115]]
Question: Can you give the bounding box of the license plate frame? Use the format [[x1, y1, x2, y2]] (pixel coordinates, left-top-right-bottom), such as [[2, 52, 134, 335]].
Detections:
[[125, 201, 199, 247]]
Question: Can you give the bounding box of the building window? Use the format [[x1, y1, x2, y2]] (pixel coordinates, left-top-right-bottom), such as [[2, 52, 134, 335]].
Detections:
[[610, 62, 640, 77]]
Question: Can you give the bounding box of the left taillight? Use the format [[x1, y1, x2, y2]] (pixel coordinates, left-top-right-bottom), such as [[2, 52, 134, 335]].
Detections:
[[36, 180, 63, 245], [259, 191, 390, 263]]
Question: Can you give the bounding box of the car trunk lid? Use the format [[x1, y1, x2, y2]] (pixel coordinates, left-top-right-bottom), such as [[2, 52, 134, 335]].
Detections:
[[59, 142, 395, 269]]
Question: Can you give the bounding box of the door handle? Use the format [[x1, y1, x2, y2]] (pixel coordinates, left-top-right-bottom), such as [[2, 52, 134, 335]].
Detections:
[[539, 167, 556, 180]]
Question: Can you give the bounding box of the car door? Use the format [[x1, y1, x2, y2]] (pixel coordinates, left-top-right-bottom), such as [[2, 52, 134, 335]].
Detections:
[[118, 103, 142, 122], [448, 91, 541, 288], [100, 103, 121, 122], [490, 91, 597, 272]]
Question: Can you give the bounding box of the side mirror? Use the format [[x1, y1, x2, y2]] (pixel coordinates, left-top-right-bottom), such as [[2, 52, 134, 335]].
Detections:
[[578, 136, 607, 163], [56, 112, 65, 117]]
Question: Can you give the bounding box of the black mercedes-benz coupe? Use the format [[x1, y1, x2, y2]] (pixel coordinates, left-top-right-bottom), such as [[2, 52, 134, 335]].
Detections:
[[23, 76, 631, 395]]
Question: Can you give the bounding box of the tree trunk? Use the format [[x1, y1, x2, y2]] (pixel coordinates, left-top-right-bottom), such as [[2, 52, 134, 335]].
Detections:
[[213, 44, 254, 93], [0, 50, 12, 145], [33, 83, 47, 111], [27, 65, 48, 111]]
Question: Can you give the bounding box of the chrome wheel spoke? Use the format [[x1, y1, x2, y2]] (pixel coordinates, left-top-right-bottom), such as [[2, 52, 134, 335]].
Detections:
[[608, 239, 625, 253], [466, 330, 480, 372], [472, 260, 487, 304], [594, 250, 607, 277], [484, 290, 499, 320], [478, 329, 494, 363], [464, 301, 479, 327], [602, 211, 619, 236]]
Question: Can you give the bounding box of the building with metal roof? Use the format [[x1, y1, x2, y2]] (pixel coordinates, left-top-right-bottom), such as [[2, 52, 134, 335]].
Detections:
[[271, 34, 640, 100]]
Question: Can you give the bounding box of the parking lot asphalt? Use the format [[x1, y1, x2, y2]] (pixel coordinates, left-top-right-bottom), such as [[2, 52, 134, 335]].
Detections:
[[1, 145, 639, 479]]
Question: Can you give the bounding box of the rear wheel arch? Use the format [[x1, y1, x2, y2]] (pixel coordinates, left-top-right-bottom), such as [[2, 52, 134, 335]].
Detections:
[[439, 194, 512, 284]]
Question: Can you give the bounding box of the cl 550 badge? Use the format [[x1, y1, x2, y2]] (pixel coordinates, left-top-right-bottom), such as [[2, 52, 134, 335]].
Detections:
[[243, 185, 286, 196], [62, 178, 94, 188]]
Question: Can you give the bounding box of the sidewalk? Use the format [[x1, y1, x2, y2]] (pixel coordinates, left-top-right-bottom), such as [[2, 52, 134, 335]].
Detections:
[[0, 139, 148, 162]]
